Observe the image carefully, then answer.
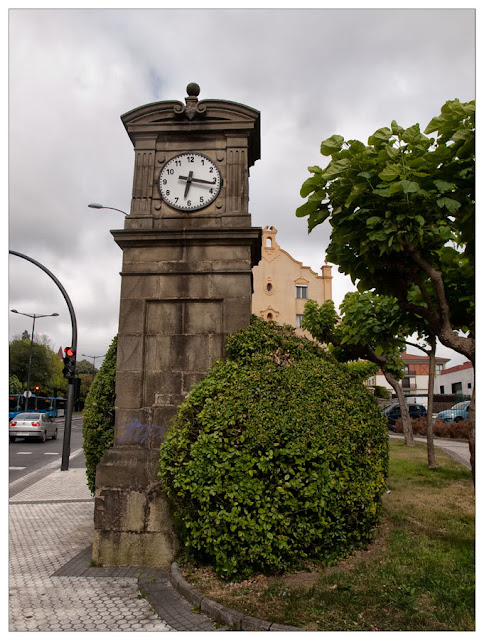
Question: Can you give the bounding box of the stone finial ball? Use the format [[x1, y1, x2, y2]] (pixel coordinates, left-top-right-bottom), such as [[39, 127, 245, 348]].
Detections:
[[186, 83, 200, 97]]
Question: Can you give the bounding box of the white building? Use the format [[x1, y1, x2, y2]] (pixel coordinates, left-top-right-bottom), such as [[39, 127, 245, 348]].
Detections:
[[368, 352, 450, 399], [434, 361, 474, 396]]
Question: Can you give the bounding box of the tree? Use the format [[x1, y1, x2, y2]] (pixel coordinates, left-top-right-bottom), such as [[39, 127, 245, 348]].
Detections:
[[297, 99, 475, 478], [9, 339, 56, 389], [303, 293, 415, 446], [76, 359, 98, 376], [406, 333, 438, 469], [9, 375, 22, 394]]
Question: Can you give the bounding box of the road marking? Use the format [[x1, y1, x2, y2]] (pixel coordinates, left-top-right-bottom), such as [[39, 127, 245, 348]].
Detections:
[[44, 453, 59, 456], [16, 452, 33, 455], [9, 467, 26, 471]]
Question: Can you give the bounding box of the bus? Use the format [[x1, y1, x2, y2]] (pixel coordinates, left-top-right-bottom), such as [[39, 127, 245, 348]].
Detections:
[[9, 394, 66, 420]]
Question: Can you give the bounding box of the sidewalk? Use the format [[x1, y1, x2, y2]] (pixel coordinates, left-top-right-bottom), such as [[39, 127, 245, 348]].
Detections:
[[8, 456, 218, 632], [9, 437, 471, 631]]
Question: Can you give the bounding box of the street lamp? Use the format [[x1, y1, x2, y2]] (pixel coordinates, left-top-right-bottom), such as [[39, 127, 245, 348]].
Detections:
[[10, 309, 59, 410], [88, 203, 128, 216], [81, 353, 106, 381]]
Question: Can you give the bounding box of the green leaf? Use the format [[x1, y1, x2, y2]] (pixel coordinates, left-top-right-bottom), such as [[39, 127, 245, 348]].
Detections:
[[391, 120, 404, 135], [321, 159, 351, 180], [372, 187, 391, 198], [424, 115, 446, 134], [388, 181, 403, 194], [345, 183, 367, 207], [401, 180, 419, 194], [378, 164, 401, 182], [308, 209, 330, 232], [402, 124, 422, 145], [300, 176, 322, 198], [366, 217, 381, 228], [320, 134, 345, 156], [433, 180, 455, 193], [368, 127, 392, 146], [357, 172, 372, 179], [437, 197, 461, 214], [296, 200, 320, 218]]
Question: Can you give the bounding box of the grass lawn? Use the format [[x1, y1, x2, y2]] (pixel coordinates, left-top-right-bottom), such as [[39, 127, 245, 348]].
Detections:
[[180, 440, 475, 631]]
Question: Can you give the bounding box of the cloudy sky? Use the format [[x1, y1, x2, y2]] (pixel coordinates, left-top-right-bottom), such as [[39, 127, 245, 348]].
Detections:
[[7, 5, 475, 370]]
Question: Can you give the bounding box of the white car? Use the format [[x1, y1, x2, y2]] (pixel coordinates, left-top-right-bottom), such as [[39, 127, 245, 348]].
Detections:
[[9, 412, 58, 443]]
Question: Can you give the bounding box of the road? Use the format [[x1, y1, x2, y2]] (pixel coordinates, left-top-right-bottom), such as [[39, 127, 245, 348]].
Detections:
[[9, 415, 85, 483]]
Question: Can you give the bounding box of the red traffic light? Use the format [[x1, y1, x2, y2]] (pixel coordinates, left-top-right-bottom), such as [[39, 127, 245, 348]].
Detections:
[[64, 347, 75, 357]]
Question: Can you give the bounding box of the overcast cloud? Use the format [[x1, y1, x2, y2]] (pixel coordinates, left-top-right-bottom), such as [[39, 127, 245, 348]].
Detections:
[[8, 7, 475, 369]]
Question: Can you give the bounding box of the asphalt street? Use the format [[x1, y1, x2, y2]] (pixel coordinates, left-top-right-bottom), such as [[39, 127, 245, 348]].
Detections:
[[9, 415, 85, 483]]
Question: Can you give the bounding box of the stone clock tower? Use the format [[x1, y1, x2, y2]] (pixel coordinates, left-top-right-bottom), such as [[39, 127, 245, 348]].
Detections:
[[92, 84, 262, 567]]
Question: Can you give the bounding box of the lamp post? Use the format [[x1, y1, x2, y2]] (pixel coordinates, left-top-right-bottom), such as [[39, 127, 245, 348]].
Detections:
[[10, 309, 59, 410], [81, 353, 106, 382], [88, 203, 128, 216]]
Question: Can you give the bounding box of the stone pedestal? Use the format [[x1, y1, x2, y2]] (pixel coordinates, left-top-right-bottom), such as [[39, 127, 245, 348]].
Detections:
[[92, 84, 261, 567]]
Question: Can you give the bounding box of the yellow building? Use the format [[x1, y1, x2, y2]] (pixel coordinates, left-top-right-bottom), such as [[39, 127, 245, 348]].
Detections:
[[252, 226, 332, 337]]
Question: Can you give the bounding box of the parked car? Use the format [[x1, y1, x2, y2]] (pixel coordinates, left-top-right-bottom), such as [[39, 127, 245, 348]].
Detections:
[[382, 403, 427, 430], [436, 400, 470, 423], [9, 412, 58, 443]]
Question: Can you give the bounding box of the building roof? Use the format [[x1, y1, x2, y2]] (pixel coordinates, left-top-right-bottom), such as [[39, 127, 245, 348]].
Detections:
[[401, 351, 449, 363], [439, 361, 473, 376]]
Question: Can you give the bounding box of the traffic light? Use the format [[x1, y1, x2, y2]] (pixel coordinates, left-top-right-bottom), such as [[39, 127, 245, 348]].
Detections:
[[34, 385, 40, 393], [63, 347, 76, 380]]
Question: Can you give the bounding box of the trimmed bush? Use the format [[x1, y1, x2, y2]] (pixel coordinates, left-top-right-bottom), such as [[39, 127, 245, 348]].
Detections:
[[82, 335, 117, 494], [159, 317, 389, 580], [394, 416, 470, 440], [374, 385, 391, 400]]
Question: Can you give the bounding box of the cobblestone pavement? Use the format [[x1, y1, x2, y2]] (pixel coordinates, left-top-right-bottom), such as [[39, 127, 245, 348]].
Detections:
[[9, 468, 173, 632]]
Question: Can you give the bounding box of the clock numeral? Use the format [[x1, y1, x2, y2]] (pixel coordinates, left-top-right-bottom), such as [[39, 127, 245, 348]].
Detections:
[[188, 156, 195, 163], [162, 179, 167, 185], [209, 167, 214, 173], [187, 200, 192, 207], [175, 197, 179, 203], [200, 196, 204, 203], [175, 160, 181, 166], [209, 188, 213, 194], [167, 169, 174, 175], [166, 190, 170, 196]]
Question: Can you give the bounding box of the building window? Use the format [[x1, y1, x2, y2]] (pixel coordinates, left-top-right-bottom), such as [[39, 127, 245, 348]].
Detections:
[[265, 237, 272, 248], [296, 285, 307, 299], [436, 363, 443, 374], [452, 381, 462, 394], [267, 313, 273, 320], [468, 382, 472, 389], [296, 314, 304, 328], [440, 385, 445, 394]]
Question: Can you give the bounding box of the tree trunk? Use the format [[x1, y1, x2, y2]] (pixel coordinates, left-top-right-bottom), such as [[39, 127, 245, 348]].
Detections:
[[468, 383, 475, 485], [426, 337, 437, 469], [384, 370, 414, 446]]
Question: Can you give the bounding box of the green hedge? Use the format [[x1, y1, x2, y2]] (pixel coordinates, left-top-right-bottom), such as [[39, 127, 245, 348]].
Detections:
[[159, 317, 388, 579], [82, 335, 117, 494]]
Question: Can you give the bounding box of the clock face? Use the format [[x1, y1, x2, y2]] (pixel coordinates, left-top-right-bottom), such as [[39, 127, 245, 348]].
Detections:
[[159, 153, 222, 212]]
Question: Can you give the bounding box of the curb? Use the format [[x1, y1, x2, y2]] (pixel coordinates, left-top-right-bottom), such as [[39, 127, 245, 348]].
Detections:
[[169, 562, 304, 632]]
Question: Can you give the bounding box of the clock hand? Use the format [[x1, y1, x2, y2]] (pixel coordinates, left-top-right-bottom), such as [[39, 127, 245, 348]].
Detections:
[[184, 171, 193, 198], [179, 175, 217, 185]]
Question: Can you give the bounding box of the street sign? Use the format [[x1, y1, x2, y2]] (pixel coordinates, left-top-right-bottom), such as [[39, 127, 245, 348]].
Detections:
[[23, 390, 32, 398]]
